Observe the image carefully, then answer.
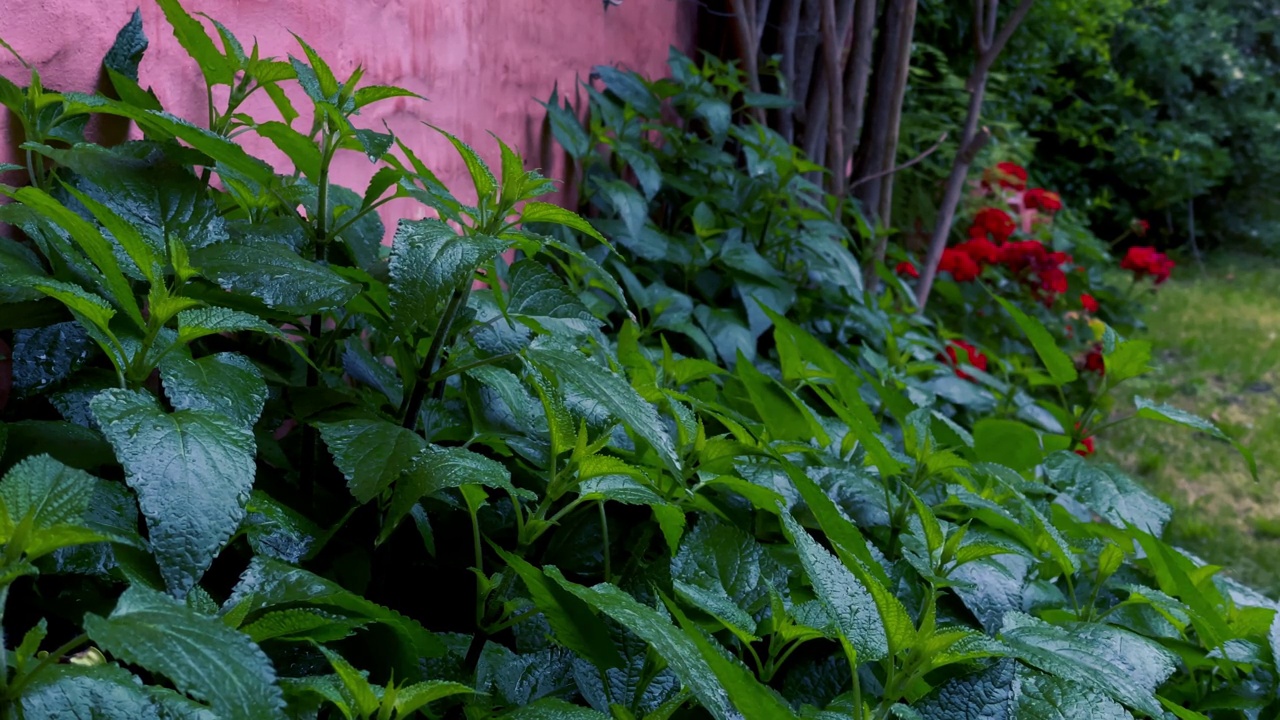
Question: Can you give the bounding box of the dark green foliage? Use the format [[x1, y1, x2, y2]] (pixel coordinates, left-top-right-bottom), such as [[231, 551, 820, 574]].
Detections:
[[0, 4, 1273, 720]]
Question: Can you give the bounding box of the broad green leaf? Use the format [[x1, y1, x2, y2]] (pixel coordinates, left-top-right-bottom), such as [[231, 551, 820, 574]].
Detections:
[[502, 697, 610, 719], [240, 608, 365, 644], [431, 125, 496, 201], [91, 388, 256, 597], [315, 419, 426, 504], [595, 180, 649, 242], [84, 585, 284, 720], [778, 509, 888, 662], [546, 568, 737, 720], [353, 84, 423, 108], [999, 612, 1174, 717], [289, 33, 339, 98], [176, 307, 282, 344], [992, 295, 1077, 385], [1134, 396, 1257, 481], [1104, 339, 1152, 384], [1015, 668, 1134, 719], [388, 218, 507, 332], [495, 550, 623, 669], [1042, 452, 1170, 535], [507, 259, 602, 336], [160, 351, 267, 428], [0, 236, 46, 302], [735, 354, 829, 445], [60, 94, 275, 184], [594, 65, 661, 116], [916, 658, 1017, 719], [18, 664, 165, 720], [383, 444, 530, 542], [0, 454, 96, 532], [104, 8, 147, 81], [191, 242, 359, 315], [520, 201, 609, 245], [526, 346, 679, 474], [540, 88, 590, 159], [665, 599, 799, 720], [224, 557, 443, 663], [5, 186, 144, 328], [670, 519, 776, 642], [782, 464, 914, 654], [242, 490, 322, 564], [317, 646, 380, 718], [156, 0, 234, 86], [255, 121, 321, 179], [62, 183, 163, 284], [973, 418, 1042, 472], [1128, 528, 1232, 650], [393, 680, 474, 716]]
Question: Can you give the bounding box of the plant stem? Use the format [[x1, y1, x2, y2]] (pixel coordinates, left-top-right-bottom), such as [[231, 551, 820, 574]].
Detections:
[[5, 632, 88, 701], [401, 284, 467, 430], [299, 134, 335, 493], [598, 499, 611, 582]]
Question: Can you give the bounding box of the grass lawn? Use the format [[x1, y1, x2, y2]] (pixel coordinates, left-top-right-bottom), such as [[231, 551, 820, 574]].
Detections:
[[1097, 253, 1280, 596]]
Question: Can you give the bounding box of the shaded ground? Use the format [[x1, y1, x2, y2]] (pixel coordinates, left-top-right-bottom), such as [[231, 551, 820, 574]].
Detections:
[[1098, 253, 1280, 597]]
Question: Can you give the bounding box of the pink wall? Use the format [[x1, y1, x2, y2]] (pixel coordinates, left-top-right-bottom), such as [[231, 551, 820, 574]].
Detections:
[[1, 0, 693, 231]]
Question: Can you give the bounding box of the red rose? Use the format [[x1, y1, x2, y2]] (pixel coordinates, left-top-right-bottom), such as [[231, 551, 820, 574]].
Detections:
[[997, 240, 1047, 272], [983, 162, 1028, 191], [1037, 266, 1068, 306], [968, 207, 1017, 244], [895, 261, 920, 279], [1082, 345, 1105, 375], [1132, 219, 1150, 237], [1121, 246, 1175, 285], [940, 339, 988, 381], [939, 247, 982, 282], [1024, 188, 1063, 213], [1080, 293, 1099, 313], [956, 237, 1000, 266], [1075, 436, 1096, 457]]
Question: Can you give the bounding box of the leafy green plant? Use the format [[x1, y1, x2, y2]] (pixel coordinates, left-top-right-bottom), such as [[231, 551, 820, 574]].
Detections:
[[0, 4, 1273, 720]]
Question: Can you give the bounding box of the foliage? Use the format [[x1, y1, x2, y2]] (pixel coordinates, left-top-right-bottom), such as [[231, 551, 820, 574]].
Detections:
[[0, 5, 1272, 720]]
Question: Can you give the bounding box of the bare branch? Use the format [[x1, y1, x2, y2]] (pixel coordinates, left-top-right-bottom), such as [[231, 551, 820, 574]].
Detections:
[[848, 132, 948, 191], [969, 0, 1035, 89]]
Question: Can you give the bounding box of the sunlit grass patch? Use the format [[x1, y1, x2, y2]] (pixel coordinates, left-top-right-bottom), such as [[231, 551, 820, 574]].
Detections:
[[1098, 253, 1280, 596]]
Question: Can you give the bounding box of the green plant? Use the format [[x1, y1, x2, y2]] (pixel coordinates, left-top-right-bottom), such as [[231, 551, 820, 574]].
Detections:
[[0, 5, 1274, 720]]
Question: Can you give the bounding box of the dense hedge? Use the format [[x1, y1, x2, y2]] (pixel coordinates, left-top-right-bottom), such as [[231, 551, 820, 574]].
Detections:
[[0, 2, 1272, 719]]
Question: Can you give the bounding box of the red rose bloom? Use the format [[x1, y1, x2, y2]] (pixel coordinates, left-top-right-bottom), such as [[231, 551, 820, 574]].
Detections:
[[983, 162, 1028, 191], [997, 240, 1048, 272], [1024, 188, 1063, 213], [1075, 436, 1096, 457], [939, 247, 982, 282], [1120, 246, 1175, 285], [1037, 266, 1068, 305], [940, 339, 988, 381], [1082, 345, 1105, 375], [968, 207, 1017, 244], [1080, 293, 1099, 313], [895, 261, 920, 278], [956, 237, 1000, 266]]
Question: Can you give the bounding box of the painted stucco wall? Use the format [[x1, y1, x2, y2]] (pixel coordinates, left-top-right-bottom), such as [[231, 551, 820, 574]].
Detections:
[[0, 0, 693, 230]]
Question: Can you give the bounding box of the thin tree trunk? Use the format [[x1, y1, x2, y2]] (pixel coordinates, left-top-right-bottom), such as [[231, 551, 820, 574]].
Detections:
[[873, 0, 916, 225], [914, 0, 1035, 309], [801, 0, 857, 169], [727, 0, 766, 123], [793, 0, 822, 130], [779, 0, 802, 143], [842, 0, 876, 167]]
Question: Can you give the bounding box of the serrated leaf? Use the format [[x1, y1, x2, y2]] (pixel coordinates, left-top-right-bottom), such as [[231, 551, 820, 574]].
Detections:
[[156, 0, 234, 86], [502, 697, 610, 719], [104, 9, 148, 81], [224, 557, 443, 663], [594, 65, 660, 116], [388, 218, 507, 332], [1134, 396, 1257, 481], [526, 346, 678, 474], [992, 295, 1077, 385], [255, 121, 321, 179], [1042, 452, 1170, 535], [0, 454, 96, 531], [353, 84, 423, 108], [238, 608, 365, 643], [383, 444, 530, 542], [999, 612, 1173, 717], [496, 549, 623, 670], [736, 356, 829, 445], [431, 125, 497, 201], [507, 259, 602, 336], [670, 519, 775, 641], [91, 388, 255, 597], [176, 307, 282, 344], [521, 201, 608, 246], [916, 658, 1017, 720], [191, 242, 358, 314], [595, 180, 649, 242], [289, 33, 338, 98], [19, 664, 164, 720], [541, 88, 590, 160], [545, 568, 737, 720], [973, 418, 1042, 472], [315, 419, 426, 504], [1104, 339, 1152, 384], [778, 509, 888, 662], [393, 680, 473, 716], [1015, 668, 1134, 719], [84, 585, 284, 720], [665, 599, 799, 720], [160, 351, 266, 428]]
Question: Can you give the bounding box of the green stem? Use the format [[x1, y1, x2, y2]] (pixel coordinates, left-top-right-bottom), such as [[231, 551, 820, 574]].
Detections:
[[298, 133, 335, 493], [598, 499, 611, 583], [401, 285, 467, 430], [6, 632, 88, 701]]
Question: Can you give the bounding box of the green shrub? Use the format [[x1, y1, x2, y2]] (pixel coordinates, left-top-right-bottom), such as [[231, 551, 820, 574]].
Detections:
[[0, 3, 1272, 719]]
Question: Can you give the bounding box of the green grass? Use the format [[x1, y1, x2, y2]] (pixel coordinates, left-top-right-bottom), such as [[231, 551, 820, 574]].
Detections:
[[1097, 253, 1280, 597]]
